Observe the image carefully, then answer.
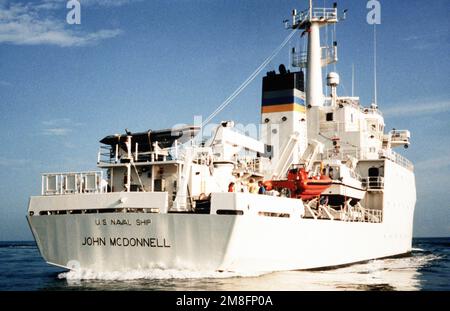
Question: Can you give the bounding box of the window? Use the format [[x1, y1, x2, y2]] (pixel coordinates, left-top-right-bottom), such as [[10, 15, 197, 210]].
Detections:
[[369, 167, 380, 177], [326, 113, 333, 122]]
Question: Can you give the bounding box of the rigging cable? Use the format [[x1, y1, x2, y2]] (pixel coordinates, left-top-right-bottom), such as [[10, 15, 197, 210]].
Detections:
[[324, 0, 328, 96], [201, 28, 299, 128], [373, 24, 378, 105], [319, 132, 358, 148]]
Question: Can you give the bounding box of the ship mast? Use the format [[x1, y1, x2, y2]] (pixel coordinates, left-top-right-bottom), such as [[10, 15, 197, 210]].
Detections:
[[291, 1, 342, 108], [306, 2, 323, 107]]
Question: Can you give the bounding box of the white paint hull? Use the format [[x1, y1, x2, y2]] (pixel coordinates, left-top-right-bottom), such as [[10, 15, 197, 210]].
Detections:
[[27, 212, 413, 273], [28, 161, 415, 273]]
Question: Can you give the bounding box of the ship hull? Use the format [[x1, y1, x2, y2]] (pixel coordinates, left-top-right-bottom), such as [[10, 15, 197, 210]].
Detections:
[[27, 212, 413, 273], [28, 161, 415, 273]]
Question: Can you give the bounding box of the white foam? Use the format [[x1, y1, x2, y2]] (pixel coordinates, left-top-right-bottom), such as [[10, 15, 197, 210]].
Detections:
[[58, 268, 267, 281], [271, 253, 442, 291], [57, 253, 441, 290], [412, 247, 425, 252], [338, 253, 441, 273]]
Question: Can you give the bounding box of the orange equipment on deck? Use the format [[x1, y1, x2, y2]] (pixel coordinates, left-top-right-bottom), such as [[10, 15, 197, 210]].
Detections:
[[265, 165, 332, 200]]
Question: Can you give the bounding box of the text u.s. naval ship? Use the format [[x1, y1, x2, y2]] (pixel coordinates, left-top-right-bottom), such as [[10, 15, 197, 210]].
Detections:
[[27, 2, 416, 273]]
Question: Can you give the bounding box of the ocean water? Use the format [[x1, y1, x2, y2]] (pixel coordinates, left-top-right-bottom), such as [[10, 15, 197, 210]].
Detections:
[[0, 238, 448, 291]]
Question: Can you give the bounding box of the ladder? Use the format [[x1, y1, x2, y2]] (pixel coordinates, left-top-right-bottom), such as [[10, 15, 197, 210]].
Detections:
[[272, 133, 300, 179]]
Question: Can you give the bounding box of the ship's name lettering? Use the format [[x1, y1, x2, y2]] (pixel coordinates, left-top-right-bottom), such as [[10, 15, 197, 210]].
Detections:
[[95, 218, 152, 226], [81, 237, 171, 248]]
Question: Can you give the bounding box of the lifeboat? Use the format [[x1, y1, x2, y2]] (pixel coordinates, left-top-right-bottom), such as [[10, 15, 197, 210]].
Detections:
[[265, 165, 332, 200]]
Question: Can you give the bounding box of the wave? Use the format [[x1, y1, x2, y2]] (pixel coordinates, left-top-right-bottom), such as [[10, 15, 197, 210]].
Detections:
[[412, 247, 425, 252], [58, 268, 268, 281], [57, 252, 442, 284], [359, 253, 441, 272], [282, 253, 442, 291], [0, 242, 36, 249]]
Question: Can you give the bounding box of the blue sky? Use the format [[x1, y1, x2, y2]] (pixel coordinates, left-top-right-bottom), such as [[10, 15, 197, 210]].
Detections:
[[0, 0, 449, 240]]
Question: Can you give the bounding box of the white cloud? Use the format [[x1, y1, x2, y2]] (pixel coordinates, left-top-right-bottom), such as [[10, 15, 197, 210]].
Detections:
[[43, 128, 72, 136], [33, 0, 143, 9], [41, 118, 83, 136], [42, 118, 72, 126], [34, 0, 64, 10], [81, 0, 143, 7], [42, 118, 84, 127], [402, 30, 448, 42], [0, 1, 124, 47], [383, 101, 450, 118], [402, 30, 450, 50]]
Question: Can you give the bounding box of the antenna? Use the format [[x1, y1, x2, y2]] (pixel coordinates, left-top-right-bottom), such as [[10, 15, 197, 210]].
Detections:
[[373, 24, 378, 105]]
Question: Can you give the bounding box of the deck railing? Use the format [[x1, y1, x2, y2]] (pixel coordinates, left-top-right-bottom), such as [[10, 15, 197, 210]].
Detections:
[[392, 151, 414, 171], [362, 176, 385, 191], [98, 145, 116, 164], [294, 7, 338, 24], [41, 171, 105, 196], [363, 209, 383, 223], [379, 150, 414, 171], [292, 45, 338, 68], [324, 147, 362, 161]]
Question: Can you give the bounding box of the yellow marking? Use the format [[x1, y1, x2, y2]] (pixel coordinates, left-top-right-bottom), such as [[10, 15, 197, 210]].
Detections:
[[262, 104, 306, 113]]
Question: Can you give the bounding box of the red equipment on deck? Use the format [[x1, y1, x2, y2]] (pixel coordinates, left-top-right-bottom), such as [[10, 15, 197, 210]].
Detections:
[[265, 165, 332, 200]]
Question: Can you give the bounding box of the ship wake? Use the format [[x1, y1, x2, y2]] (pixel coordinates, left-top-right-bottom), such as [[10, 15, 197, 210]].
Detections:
[[300, 253, 442, 291], [58, 268, 268, 281]]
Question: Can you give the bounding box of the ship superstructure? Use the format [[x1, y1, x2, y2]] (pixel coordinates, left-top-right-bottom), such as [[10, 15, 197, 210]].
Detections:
[[27, 1, 416, 273]]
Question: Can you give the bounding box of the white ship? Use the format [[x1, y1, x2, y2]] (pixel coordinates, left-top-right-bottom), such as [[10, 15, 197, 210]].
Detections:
[[28, 2, 416, 273]]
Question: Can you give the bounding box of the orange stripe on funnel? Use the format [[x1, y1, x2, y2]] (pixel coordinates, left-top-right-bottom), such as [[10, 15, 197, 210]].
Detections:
[[262, 104, 306, 113]]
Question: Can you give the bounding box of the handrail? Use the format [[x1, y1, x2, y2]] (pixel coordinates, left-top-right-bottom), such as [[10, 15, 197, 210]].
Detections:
[[379, 150, 414, 171], [392, 151, 414, 171], [42, 171, 105, 196], [292, 45, 337, 68], [311, 8, 338, 20], [324, 147, 361, 161], [362, 176, 385, 190], [295, 7, 338, 24]]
